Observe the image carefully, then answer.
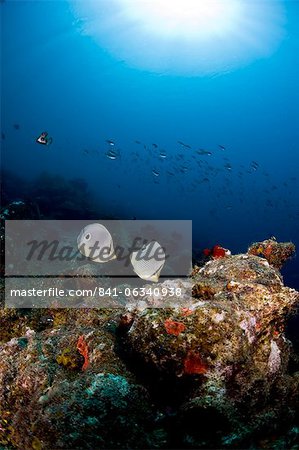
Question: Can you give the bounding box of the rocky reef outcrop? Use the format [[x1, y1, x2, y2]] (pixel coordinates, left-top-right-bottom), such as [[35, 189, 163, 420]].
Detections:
[[0, 309, 163, 449], [248, 238, 296, 269], [126, 254, 299, 448], [0, 245, 298, 449]]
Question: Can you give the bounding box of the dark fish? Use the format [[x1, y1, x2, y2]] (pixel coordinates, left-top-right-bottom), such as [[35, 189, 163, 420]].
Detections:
[[218, 144, 226, 150], [177, 141, 191, 149], [36, 131, 52, 146], [134, 140, 141, 144], [13, 123, 20, 130], [159, 151, 167, 159], [152, 143, 158, 148], [106, 153, 117, 160], [251, 161, 259, 170], [106, 149, 120, 160], [180, 165, 189, 173], [224, 163, 232, 171], [106, 139, 115, 146], [197, 149, 212, 156], [1, 132, 5, 140], [152, 169, 159, 177]]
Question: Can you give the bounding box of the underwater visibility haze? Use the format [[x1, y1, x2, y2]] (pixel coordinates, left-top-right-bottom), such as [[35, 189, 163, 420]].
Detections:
[[1, 0, 299, 261], [1, 0, 299, 449]]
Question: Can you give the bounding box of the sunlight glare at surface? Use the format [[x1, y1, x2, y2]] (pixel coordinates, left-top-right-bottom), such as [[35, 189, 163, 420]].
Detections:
[[72, 0, 286, 75]]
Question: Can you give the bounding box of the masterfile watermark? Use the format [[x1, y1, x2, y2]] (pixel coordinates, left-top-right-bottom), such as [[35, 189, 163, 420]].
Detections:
[[5, 220, 192, 308], [5, 278, 194, 308], [5, 220, 191, 276], [26, 237, 167, 265]]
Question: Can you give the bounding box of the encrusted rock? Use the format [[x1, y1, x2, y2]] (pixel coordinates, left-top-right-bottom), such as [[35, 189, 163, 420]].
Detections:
[[124, 254, 299, 448], [0, 309, 163, 449], [0, 247, 298, 449], [248, 238, 295, 269]]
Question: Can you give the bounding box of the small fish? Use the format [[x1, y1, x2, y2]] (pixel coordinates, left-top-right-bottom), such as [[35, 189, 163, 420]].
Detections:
[[224, 163, 232, 171], [134, 140, 141, 144], [180, 165, 188, 173], [130, 241, 165, 282], [152, 169, 160, 177], [1, 132, 5, 140], [251, 161, 259, 170], [159, 151, 167, 159], [106, 149, 120, 160], [77, 223, 116, 263], [106, 147, 120, 159], [36, 131, 53, 146], [197, 149, 212, 156], [152, 143, 158, 148], [106, 139, 115, 146], [177, 141, 191, 149], [106, 154, 117, 160], [13, 123, 20, 130], [218, 144, 226, 150]]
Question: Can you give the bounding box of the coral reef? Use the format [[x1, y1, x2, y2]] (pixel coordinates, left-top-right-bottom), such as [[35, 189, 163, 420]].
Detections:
[[0, 309, 163, 449], [124, 253, 299, 448], [248, 237, 295, 269], [0, 244, 298, 448]]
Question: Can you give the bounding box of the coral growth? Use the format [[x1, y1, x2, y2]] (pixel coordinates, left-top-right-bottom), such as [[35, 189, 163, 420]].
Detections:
[[164, 318, 186, 336], [77, 334, 89, 370], [183, 350, 207, 375], [0, 240, 298, 449], [248, 238, 295, 269], [125, 253, 299, 448]]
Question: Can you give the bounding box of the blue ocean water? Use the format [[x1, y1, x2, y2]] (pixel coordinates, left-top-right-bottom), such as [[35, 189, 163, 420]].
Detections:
[[1, 0, 299, 287]]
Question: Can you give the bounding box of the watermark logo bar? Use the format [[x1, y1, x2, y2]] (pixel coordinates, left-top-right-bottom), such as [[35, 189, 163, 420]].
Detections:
[[5, 220, 192, 308]]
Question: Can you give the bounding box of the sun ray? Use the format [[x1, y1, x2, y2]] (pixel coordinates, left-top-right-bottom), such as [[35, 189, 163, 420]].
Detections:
[[71, 0, 286, 76]]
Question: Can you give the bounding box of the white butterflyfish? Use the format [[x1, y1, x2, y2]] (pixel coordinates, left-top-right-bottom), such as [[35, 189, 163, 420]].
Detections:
[[77, 223, 116, 263], [130, 241, 166, 282]]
